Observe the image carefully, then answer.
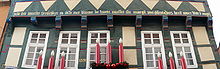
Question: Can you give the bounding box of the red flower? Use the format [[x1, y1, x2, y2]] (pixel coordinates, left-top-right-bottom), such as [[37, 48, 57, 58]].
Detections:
[[111, 64, 116, 68], [106, 64, 111, 68], [116, 63, 120, 67]]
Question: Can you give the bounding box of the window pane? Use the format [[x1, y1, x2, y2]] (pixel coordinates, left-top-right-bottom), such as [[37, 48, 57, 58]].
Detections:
[[100, 39, 107, 44], [25, 59, 33, 65], [90, 48, 95, 53], [91, 33, 98, 38], [32, 33, 38, 38], [91, 39, 96, 44], [40, 34, 46, 38], [35, 53, 39, 59], [184, 47, 191, 52], [100, 48, 106, 53], [71, 33, 77, 38], [29, 47, 35, 52], [34, 59, 38, 65], [153, 34, 159, 38], [67, 61, 75, 67], [177, 54, 181, 59], [38, 39, 45, 43], [61, 39, 68, 44], [187, 59, 194, 65], [155, 54, 159, 60], [145, 48, 152, 53], [69, 48, 76, 53], [154, 48, 161, 53], [182, 39, 189, 43], [90, 61, 95, 64], [181, 34, 188, 38], [58, 61, 61, 66], [156, 61, 158, 67], [59, 55, 62, 59], [146, 61, 154, 67], [27, 53, 34, 58], [30, 39, 37, 43], [70, 39, 77, 44], [100, 33, 107, 38], [185, 53, 192, 58], [146, 54, 153, 60], [145, 39, 151, 44], [153, 39, 160, 44], [36, 47, 43, 52], [144, 34, 151, 38], [174, 39, 181, 43], [176, 47, 182, 53], [173, 34, 180, 38], [68, 54, 75, 60], [101, 54, 106, 61], [178, 60, 181, 66], [90, 54, 95, 60], [62, 34, 69, 38], [60, 48, 67, 53]]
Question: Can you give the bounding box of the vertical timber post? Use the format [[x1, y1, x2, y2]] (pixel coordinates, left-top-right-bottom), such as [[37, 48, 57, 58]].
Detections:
[[162, 16, 173, 69], [55, 16, 62, 30], [78, 15, 88, 68], [81, 15, 87, 31], [135, 15, 143, 67]]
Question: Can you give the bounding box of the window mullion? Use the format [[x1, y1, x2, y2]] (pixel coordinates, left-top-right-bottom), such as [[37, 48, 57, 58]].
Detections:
[[37, 33, 40, 44], [68, 33, 70, 44], [66, 47, 70, 67], [152, 47, 156, 68], [179, 33, 183, 44], [31, 47, 37, 66], [98, 33, 100, 40], [151, 33, 153, 44]]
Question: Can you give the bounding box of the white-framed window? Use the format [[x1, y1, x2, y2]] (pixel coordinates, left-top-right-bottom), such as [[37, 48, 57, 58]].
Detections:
[[22, 31, 49, 68], [170, 31, 198, 68], [141, 31, 167, 69], [86, 31, 110, 68], [55, 31, 80, 69]]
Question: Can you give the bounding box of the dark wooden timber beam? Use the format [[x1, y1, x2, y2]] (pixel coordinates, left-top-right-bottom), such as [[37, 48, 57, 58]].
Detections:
[[207, 17, 213, 30], [55, 16, 62, 30], [186, 16, 192, 30], [81, 15, 87, 30], [162, 16, 168, 31], [107, 15, 113, 30], [136, 15, 142, 29]]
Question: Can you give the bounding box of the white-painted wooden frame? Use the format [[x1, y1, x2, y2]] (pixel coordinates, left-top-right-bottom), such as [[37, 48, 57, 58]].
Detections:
[[22, 31, 49, 68], [141, 31, 167, 69], [86, 31, 110, 69], [55, 31, 81, 69], [170, 31, 198, 68]]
